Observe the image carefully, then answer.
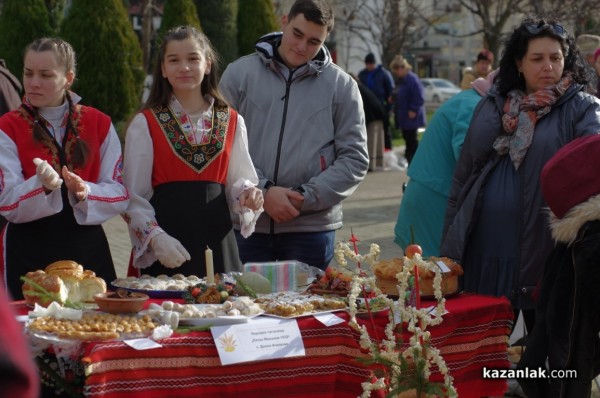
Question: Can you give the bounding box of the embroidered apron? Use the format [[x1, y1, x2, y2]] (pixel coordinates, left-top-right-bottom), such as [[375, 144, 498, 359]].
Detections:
[[142, 104, 241, 277]]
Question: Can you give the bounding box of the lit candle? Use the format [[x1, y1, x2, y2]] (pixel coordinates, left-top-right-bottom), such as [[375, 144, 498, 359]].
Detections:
[[205, 246, 215, 284], [413, 264, 421, 309]]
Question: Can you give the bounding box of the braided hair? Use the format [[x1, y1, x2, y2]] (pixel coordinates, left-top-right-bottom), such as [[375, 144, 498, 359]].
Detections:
[[25, 38, 89, 168]]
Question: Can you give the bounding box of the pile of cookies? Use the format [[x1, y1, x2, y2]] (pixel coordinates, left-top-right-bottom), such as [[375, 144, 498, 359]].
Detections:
[[27, 312, 157, 341]]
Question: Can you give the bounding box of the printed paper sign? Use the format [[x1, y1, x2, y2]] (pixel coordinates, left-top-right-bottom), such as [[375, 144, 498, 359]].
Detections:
[[313, 312, 346, 326], [436, 260, 451, 273], [211, 317, 305, 365], [124, 338, 162, 350]]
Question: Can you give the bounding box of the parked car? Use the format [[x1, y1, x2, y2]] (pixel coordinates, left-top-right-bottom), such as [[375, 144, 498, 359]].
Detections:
[[421, 78, 460, 103]]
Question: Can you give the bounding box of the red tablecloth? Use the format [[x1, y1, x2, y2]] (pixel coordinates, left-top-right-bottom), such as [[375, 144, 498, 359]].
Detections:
[[383, 293, 513, 397], [15, 293, 512, 398]]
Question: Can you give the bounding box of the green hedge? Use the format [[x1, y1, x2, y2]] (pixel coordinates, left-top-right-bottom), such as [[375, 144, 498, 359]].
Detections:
[[59, 0, 144, 124], [0, 0, 53, 76]]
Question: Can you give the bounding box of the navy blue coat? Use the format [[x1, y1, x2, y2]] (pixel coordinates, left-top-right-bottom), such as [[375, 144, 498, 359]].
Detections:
[[358, 65, 394, 110], [392, 71, 426, 130], [441, 84, 600, 309]]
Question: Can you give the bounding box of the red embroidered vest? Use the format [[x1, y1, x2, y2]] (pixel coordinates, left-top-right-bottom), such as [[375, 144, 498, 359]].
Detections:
[[0, 106, 111, 180], [143, 104, 237, 187]]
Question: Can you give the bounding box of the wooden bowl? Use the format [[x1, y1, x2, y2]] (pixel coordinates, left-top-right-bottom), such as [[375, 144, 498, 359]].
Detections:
[[94, 291, 149, 314]]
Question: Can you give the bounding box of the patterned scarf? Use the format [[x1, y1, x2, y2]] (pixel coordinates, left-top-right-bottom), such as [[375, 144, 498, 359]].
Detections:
[[494, 74, 572, 169]]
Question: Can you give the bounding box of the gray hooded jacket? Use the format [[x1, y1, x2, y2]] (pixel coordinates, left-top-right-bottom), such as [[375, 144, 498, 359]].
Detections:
[[220, 33, 368, 234]]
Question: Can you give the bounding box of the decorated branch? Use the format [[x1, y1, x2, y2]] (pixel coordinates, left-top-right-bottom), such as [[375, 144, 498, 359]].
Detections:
[[334, 235, 456, 398]]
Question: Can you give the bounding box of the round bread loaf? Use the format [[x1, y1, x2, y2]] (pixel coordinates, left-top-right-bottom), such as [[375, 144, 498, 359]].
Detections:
[[22, 270, 68, 307], [24, 261, 107, 305], [422, 257, 464, 279], [78, 275, 107, 303], [372, 257, 404, 280], [46, 260, 84, 302], [45, 260, 84, 279], [372, 256, 464, 297]]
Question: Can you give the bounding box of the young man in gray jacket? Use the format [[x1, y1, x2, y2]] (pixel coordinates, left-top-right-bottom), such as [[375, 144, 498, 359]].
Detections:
[[220, 0, 369, 270]]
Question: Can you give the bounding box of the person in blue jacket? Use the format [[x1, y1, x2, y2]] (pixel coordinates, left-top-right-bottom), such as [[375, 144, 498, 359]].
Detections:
[[390, 55, 425, 164], [394, 72, 495, 256], [358, 53, 395, 150]]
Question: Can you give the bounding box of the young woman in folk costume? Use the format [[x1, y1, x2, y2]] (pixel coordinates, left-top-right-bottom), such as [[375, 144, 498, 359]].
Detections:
[[122, 26, 263, 278], [0, 38, 129, 299]]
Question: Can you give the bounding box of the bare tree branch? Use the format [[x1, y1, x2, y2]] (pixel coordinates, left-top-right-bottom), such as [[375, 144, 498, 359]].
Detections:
[[453, 0, 526, 62], [523, 0, 600, 36], [334, 0, 433, 70]]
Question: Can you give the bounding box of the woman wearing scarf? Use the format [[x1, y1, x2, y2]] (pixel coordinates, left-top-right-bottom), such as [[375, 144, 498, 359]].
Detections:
[[440, 18, 600, 335]]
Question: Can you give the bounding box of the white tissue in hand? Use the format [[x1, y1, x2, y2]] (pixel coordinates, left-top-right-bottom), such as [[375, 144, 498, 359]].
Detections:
[[239, 207, 262, 238], [242, 209, 254, 224]]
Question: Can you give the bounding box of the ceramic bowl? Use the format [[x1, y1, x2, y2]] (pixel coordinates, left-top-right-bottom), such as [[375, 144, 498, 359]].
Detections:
[[94, 291, 149, 314]]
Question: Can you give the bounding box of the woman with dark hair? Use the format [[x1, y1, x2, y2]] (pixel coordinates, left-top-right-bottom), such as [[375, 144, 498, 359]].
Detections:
[[440, 18, 600, 335], [122, 26, 263, 277], [0, 38, 129, 299]]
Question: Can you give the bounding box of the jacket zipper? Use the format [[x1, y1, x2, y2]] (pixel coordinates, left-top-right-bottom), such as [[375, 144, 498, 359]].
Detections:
[[269, 71, 294, 234]]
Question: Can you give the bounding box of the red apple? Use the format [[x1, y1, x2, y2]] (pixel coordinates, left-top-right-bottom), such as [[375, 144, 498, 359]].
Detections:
[[405, 244, 423, 259]]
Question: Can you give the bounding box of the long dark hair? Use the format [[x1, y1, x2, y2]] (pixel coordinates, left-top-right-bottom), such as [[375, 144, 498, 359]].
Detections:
[[144, 26, 228, 109], [25, 38, 89, 168], [496, 18, 594, 96]]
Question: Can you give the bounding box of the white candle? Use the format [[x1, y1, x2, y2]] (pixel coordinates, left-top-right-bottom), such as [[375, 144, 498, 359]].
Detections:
[[205, 246, 215, 284]]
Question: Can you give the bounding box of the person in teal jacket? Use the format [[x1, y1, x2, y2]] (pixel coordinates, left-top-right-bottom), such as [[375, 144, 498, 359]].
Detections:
[[394, 73, 494, 256]]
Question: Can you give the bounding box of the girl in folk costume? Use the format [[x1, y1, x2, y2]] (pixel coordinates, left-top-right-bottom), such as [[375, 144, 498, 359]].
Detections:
[[0, 38, 129, 299], [122, 26, 263, 277]]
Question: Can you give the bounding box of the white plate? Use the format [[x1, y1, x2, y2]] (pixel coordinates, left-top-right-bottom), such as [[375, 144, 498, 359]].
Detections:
[[15, 315, 30, 323], [110, 282, 186, 298], [26, 302, 99, 310], [260, 308, 346, 319], [178, 310, 264, 326], [26, 328, 150, 343]]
